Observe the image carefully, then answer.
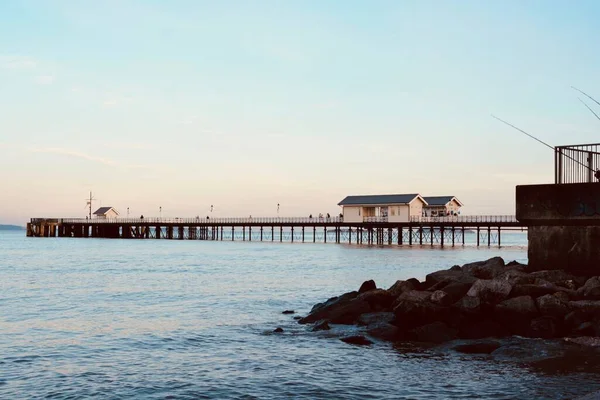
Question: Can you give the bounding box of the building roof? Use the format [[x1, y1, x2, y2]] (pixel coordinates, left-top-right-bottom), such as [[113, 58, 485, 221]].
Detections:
[[93, 207, 119, 216], [338, 194, 427, 206], [423, 196, 463, 207]]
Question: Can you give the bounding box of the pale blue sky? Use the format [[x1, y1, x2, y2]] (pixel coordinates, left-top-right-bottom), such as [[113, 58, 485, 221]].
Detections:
[[1, 0, 599, 224]]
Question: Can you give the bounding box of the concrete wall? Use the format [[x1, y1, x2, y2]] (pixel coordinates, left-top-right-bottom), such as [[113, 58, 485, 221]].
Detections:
[[516, 183, 600, 275]]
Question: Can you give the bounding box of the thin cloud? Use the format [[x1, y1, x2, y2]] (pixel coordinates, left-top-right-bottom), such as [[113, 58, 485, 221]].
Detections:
[[103, 95, 133, 107], [30, 147, 151, 169], [35, 75, 55, 85], [0, 55, 37, 69]]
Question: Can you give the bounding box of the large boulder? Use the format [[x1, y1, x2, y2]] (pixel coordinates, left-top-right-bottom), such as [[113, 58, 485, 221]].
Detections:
[[430, 290, 453, 306], [530, 316, 561, 338], [358, 280, 377, 294], [510, 283, 558, 298], [340, 335, 372, 346], [496, 269, 535, 285], [458, 319, 508, 339], [529, 270, 584, 287], [309, 291, 358, 314], [568, 300, 600, 314], [462, 257, 506, 279], [357, 289, 394, 311], [536, 294, 570, 318], [495, 296, 538, 319], [387, 279, 419, 298], [367, 322, 402, 341], [436, 281, 474, 304], [393, 291, 444, 328], [410, 321, 458, 343], [357, 312, 395, 326], [454, 295, 482, 315], [578, 277, 600, 299], [299, 293, 371, 324], [467, 279, 513, 305], [424, 269, 474, 289]]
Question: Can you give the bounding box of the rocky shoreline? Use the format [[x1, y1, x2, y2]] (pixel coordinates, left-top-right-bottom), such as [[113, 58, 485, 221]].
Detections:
[[294, 257, 600, 350]]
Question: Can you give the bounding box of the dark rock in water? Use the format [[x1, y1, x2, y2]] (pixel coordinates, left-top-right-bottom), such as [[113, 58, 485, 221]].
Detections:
[[410, 321, 457, 343], [293, 316, 302, 320], [467, 279, 512, 304], [358, 289, 394, 310], [312, 320, 331, 331], [367, 322, 401, 341], [462, 257, 505, 279], [358, 280, 377, 294], [357, 312, 395, 326], [282, 310, 295, 314], [425, 269, 475, 289], [564, 310, 592, 331], [495, 296, 539, 320], [273, 327, 284, 333], [573, 322, 596, 336], [458, 319, 508, 339], [387, 279, 418, 298], [536, 294, 570, 318], [309, 291, 358, 314], [454, 295, 481, 315], [340, 335, 373, 346], [299, 291, 370, 324], [393, 291, 444, 328], [565, 336, 600, 347], [453, 340, 502, 354], [530, 316, 561, 338], [511, 283, 557, 298], [578, 277, 600, 299], [496, 269, 535, 285]]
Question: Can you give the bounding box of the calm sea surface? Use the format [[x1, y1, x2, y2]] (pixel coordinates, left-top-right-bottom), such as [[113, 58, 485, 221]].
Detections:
[[1, 231, 598, 399]]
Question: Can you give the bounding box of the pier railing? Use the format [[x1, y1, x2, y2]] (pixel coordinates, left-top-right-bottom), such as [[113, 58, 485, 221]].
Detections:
[[60, 216, 344, 224], [411, 215, 517, 223], [555, 143, 600, 184]]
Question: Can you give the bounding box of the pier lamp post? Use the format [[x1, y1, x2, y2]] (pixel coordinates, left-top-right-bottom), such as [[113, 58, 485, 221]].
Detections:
[[127, 207, 130, 218], [211, 205, 213, 213], [159, 206, 162, 220], [277, 203, 280, 217]]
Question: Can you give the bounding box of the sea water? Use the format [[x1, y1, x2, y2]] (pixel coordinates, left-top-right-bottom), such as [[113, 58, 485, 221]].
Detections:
[[1, 231, 599, 399]]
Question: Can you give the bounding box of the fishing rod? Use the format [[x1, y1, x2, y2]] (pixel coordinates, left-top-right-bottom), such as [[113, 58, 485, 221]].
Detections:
[[572, 86, 600, 109], [491, 114, 600, 181], [577, 98, 600, 123]]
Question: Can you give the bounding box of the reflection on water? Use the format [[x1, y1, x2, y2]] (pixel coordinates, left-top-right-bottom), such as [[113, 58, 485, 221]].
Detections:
[[1, 231, 598, 399]]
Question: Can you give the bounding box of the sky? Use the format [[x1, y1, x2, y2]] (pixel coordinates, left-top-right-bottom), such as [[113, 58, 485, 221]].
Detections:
[[1, 0, 600, 224]]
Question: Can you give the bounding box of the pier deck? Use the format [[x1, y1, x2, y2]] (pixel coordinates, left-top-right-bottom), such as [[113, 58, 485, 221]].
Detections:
[[27, 216, 524, 247]]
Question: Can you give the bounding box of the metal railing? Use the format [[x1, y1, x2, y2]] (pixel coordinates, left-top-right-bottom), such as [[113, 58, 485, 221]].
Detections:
[[410, 215, 518, 223], [555, 143, 600, 184], [58, 216, 344, 224], [363, 216, 388, 223]]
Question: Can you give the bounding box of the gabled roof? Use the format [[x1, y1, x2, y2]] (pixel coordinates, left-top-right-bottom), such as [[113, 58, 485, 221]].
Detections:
[[338, 194, 427, 206], [93, 206, 119, 216], [423, 196, 463, 207]]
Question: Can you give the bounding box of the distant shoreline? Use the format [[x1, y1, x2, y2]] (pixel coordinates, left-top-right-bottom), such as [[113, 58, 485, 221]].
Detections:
[[0, 224, 25, 231]]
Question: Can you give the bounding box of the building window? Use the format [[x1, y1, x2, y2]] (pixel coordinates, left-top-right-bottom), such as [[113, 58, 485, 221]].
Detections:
[[358, 208, 361, 216], [391, 208, 396, 216]]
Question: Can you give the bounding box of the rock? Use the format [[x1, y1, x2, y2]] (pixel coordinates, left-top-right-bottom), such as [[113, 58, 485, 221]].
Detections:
[[438, 281, 474, 304], [565, 336, 600, 347], [340, 335, 373, 346], [568, 300, 600, 314], [573, 322, 596, 336], [357, 312, 395, 326], [424, 269, 475, 290], [367, 322, 402, 341], [282, 310, 295, 314], [458, 319, 508, 339], [496, 269, 535, 285], [564, 310, 591, 331], [393, 291, 444, 328], [506, 260, 527, 269], [511, 283, 557, 298], [273, 327, 284, 333], [530, 316, 560, 338], [453, 340, 502, 354], [430, 290, 452, 306], [299, 296, 371, 324], [358, 289, 394, 310], [536, 294, 570, 318], [454, 296, 481, 315], [312, 320, 331, 331], [309, 291, 358, 314], [467, 279, 513, 304], [410, 321, 457, 343], [495, 296, 539, 320], [358, 280, 377, 294], [529, 270, 583, 287], [578, 277, 600, 299], [553, 291, 571, 303], [293, 316, 302, 320], [450, 265, 462, 271], [462, 257, 506, 279], [388, 279, 419, 298]]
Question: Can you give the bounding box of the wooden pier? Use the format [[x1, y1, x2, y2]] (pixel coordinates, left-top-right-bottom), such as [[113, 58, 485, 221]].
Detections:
[[27, 216, 525, 247]]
